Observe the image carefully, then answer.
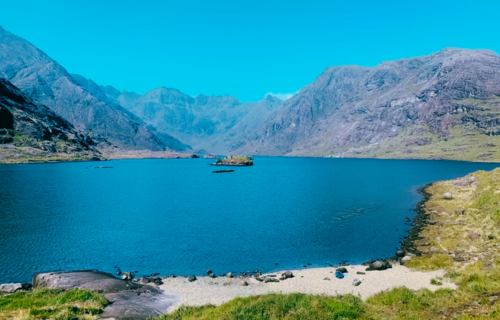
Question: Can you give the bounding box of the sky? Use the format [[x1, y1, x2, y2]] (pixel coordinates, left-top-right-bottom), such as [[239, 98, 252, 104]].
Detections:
[[1, 0, 499, 102]]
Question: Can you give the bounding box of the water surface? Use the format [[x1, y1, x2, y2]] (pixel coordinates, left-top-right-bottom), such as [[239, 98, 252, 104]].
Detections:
[[0, 157, 498, 283]]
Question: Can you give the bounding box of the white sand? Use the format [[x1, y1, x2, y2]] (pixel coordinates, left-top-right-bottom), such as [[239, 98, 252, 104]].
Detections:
[[159, 264, 456, 307]]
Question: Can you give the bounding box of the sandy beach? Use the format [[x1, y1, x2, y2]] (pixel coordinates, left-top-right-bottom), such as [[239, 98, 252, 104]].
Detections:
[[159, 263, 456, 308]]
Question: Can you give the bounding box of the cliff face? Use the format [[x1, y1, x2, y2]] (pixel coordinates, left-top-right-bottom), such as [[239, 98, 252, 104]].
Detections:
[[102, 86, 283, 153], [0, 79, 100, 161], [0, 26, 181, 151], [235, 49, 500, 160]]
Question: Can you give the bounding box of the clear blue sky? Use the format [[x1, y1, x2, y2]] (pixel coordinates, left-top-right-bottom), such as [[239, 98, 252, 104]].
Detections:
[[1, 0, 499, 101]]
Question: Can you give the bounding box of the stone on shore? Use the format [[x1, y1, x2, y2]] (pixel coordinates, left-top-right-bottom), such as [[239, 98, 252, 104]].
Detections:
[[352, 278, 363, 286], [121, 271, 134, 281], [401, 256, 412, 264], [442, 192, 453, 199], [188, 276, 197, 282], [366, 260, 392, 271], [264, 278, 279, 283], [0, 283, 32, 293]]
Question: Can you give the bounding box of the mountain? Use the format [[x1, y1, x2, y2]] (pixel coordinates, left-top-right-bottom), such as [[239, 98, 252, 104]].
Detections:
[[0, 26, 187, 152], [235, 48, 500, 161], [0, 79, 100, 162], [99, 86, 283, 153], [71, 74, 191, 152]]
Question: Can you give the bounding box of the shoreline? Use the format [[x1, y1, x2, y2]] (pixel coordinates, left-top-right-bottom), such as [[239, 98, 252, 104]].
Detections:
[[158, 263, 456, 307]]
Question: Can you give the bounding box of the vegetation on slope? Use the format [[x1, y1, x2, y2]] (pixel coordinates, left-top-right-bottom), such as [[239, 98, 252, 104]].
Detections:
[[214, 155, 253, 166], [0, 288, 107, 320]]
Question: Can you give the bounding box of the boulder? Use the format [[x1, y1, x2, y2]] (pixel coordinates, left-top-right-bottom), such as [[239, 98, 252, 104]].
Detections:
[[264, 278, 279, 283], [401, 256, 412, 264], [116, 268, 122, 276], [469, 232, 480, 240], [429, 247, 439, 253], [227, 272, 233, 278], [206, 270, 213, 275], [336, 267, 348, 274], [241, 281, 249, 286], [323, 277, 330, 281], [208, 273, 216, 278], [442, 192, 453, 200], [455, 209, 465, 215], [32, 271, 180, 320], [352, 278, 362, 286], [121, 271, 134, 281], [396, 250, 405, 258], [366, 260, 392, 271], [188, 276, 197, 282], [0, 283, 32, 293], [281, 271, 294, 279]]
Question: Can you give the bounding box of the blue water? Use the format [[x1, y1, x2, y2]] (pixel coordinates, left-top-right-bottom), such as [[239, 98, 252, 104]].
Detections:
[[0, 157, 499, 283]]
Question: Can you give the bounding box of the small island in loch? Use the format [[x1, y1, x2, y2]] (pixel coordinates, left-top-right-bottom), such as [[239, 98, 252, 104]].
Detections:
[[210, 155, 254, 166]]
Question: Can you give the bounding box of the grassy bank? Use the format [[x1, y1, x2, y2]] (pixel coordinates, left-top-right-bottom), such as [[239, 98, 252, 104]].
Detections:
[[0, 288, 107, 320]]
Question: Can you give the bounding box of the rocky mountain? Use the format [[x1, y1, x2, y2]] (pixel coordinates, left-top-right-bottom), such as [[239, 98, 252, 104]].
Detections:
[[0, 26, 187, 152], [98, 86, 283, 153], [235, 48, 500, 161], [71, 74, 191, 152], [0, 79, 100, 162]]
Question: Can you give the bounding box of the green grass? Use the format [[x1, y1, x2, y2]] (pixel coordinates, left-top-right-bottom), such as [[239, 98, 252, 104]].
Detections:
[[0, 288, 107, 320], [156, 293, 371, 320]]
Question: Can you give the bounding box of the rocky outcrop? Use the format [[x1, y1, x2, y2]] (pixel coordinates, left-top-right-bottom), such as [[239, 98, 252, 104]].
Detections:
[[235, 49, 500, 157], [0, 79, 100, 161], [0, 26, 185, 151], [33, 270, 179, 320]]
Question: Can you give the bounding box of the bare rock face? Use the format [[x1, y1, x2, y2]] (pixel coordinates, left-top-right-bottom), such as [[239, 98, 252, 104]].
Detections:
[[33, 270, 180, 320], [235, 49, 500, 156], [0, 26, 185, 151], [0, 79, 100, 160]]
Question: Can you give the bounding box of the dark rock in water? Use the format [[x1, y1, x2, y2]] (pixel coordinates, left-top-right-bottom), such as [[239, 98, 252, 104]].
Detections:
[[336, 267, 348, 274], [264, 278, 279, 283], [169, 274, 176, 278], [116, 269, 122, 276], [366, 260, 392, 271], [404, 217, 411, 222], [121, 271, 134, 280], [241, 281, 249, 286], [95, 166, 113, 169], [191, 154, 200, 158], [213, 170, 235, 173], [0, 283, 32, 293], [206, 270, 213, 275], [307, 263, 312, 265], [188, 276, 197, 282], [396, 250, 405, 258], [32, 270, 180, 319], [208, 273, 216, 278]]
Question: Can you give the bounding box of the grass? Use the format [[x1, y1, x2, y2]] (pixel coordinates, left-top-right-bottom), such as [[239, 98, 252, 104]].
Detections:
[[156, 293, 372, 320], [215, 155, 253, 165], [0, 288, 107, 320]]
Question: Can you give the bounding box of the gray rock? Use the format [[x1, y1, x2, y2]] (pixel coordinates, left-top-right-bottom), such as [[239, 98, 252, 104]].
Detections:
[[352, 278, 362, 286], [396, 250, 405, 258], [281, 271, 294, 279], [227, 272, 233, 278], [188, 276, 197, 282], [121, 271, 134, 281], [0, 283, 32, 293], [401, 256, 412, 264], [442, 192, 453, 200], [264, 277, 279, 283], [323, 277, 330, 281], [366, 260, 392, 271], [429, 247, 440, 253], [208, 273, 216, 278], [241, 281, 249, 286], [469, 232, 480, 240], [32, 270, 179, 319], [336, 267, 348, 273]]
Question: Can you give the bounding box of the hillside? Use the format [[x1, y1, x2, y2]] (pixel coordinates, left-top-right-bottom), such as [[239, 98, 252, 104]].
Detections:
[[0, 26, 186, 152], [235, 48, 500, 161], [0, 79, 100, 162]]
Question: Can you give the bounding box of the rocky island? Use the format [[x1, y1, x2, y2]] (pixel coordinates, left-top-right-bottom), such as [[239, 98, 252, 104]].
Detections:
[[210, 155, 253, 166]]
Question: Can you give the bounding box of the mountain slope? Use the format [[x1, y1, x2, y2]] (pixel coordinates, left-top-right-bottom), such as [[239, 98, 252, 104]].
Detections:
[[235, 48, 500, 161], [0, 79, 100, 162], [0, 26, 176, 151], [71, 74, 191, 152], [105, 87, 283, 153]]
